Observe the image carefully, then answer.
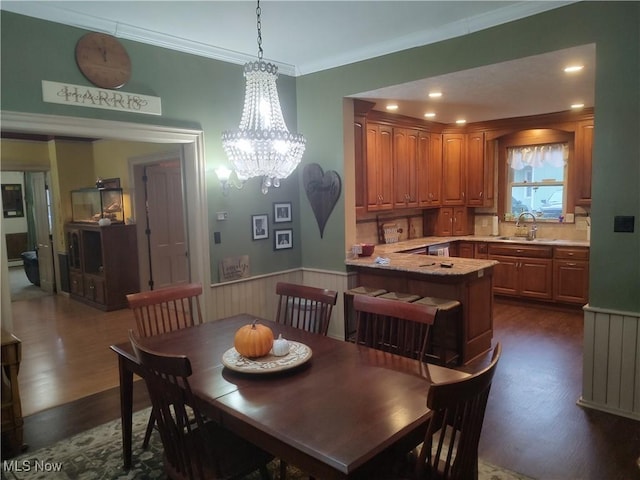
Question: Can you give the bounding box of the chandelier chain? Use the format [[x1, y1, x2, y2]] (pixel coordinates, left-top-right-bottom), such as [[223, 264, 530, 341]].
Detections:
[[256, 0, 263, 60]]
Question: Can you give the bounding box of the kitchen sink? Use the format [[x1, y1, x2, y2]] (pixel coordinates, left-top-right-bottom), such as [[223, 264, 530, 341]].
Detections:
[[498, 236, 557, 242]]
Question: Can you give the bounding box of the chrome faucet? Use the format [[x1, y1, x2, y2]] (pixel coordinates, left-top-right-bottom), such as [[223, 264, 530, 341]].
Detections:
[[516, 212, 538, 240]]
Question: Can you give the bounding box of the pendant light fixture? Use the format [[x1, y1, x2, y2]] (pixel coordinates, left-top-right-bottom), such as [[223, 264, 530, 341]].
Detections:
[[221, 0, 306, 194]]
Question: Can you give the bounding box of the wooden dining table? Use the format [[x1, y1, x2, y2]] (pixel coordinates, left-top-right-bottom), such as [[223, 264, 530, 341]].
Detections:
[[110, 314, 470, 479]]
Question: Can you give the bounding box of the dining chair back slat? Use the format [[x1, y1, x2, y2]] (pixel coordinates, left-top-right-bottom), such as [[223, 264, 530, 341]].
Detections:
[[129, 331, 272, 480], [127, 283, 203, 338], [416, 343, 502, 480], [353, 294, 437, 361], [126, 283, 204, 449], [275, 282, 338, 336]]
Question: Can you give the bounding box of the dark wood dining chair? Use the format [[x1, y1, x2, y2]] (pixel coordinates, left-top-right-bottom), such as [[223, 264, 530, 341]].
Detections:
[[274, 282, 338, 479], [127, 283, 203, 338], [275, 282, 338, 336], [126, 283, 203, 448], [353, 294, 437, 362], [413, 342, 502, 480], [128, 331, 273, 480]]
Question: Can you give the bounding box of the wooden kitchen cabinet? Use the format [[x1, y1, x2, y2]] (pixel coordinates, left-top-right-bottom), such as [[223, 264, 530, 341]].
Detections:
[[65, 223, 140, 311], [393, 127, 419, 209], [442, 133, 466, 205], [365, 122, 394, 211], [457, 241, 475, 258], [417, 131, 442, 207], [554, 247, 589, 304], [354, 113, 366, 216], [475, 242, 489, 259], [435, 207, 473, 236], [465, 131, 486, 206], [489, 243, 553, 300], [574, 120, 593, 207]]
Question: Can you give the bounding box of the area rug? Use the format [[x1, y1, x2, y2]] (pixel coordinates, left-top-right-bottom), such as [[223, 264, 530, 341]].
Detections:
[[2, 408, 532, 479]]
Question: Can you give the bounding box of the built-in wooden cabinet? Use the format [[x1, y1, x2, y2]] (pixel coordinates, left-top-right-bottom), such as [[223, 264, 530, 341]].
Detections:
[[365, 122, 394, 211], [488, 243, 554, 300], [434, 207, 473, 236], [417, 131, 442, 207], [465, 132, 487, 206], [442, 133, 466, 205], [574, 120, 593, 206], [393, 128, 419, 209], [65, 223, 140, 311], [457, 241, 475, 258], [553, 247, 589, 304], [354, 107, 592, 223], [354, 113, 366, 216]]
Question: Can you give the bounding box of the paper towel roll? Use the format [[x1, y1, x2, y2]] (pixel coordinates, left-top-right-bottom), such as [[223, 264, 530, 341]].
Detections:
[[491, 215, 499, 236]]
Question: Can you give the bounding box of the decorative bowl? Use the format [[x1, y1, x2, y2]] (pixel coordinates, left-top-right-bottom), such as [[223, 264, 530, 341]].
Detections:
[[359, 243, 375, 257]]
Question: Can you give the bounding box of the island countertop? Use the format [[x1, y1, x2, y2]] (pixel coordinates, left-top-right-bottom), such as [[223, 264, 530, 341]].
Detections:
[[345, 252, 497, 277]]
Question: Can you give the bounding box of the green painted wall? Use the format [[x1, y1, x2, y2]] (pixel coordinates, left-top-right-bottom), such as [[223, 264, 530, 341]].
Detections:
[[296, 1, 639, 312], [0, 11, 302, 282]]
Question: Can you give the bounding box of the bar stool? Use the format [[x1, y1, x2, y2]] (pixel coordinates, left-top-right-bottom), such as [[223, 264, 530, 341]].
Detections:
[[378, 291, 421, 302], [413, 296, 462, 366], [343, 287, 387, 341]]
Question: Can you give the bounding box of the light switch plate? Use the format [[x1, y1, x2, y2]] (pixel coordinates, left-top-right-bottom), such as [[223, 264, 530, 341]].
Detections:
[[216, 211, 228, 221]]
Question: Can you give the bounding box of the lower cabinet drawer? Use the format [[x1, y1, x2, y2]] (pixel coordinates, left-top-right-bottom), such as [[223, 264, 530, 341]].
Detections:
[[84, 276, 106, 305], [69, 271, 83, 296]]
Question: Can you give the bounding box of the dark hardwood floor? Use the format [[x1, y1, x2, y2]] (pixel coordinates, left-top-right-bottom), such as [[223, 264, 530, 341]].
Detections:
[[3, 293, 640, 479]]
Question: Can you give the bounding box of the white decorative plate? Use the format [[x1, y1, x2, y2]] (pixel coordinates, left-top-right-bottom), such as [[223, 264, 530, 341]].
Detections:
[[222, 341, 312, 374]]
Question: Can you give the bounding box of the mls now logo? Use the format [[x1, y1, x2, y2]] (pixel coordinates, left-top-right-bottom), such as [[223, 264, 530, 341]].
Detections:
[[3, 459, 63, 473]]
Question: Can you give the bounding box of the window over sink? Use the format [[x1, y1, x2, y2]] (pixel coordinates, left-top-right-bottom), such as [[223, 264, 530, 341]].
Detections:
[[507, 143, 568, 220], [498, 129, 574, 223]]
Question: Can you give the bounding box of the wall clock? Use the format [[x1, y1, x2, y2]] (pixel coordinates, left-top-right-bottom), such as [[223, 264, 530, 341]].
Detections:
[[75, 32, 132, 89]]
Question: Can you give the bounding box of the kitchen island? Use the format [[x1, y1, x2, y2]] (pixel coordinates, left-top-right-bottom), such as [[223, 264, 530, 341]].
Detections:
[[346, 241, 498, 365]]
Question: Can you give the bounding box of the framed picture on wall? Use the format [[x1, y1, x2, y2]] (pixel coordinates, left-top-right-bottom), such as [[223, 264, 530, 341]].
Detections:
[[273, 202, 292, 223], [2, 184, 24, 218], [274, 229, 292, 250], [251, 214, 269, 240]]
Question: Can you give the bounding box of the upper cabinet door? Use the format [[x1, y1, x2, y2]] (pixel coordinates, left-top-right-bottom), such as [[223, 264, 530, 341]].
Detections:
[[442, 133, 466, 205], [574, 120, 593, 206], [354, 115, 366, 216], [393, 128, 419, 209], [466, 132, 485, 206], [417, 131, 442, 207], [366, 122, 394, 211]]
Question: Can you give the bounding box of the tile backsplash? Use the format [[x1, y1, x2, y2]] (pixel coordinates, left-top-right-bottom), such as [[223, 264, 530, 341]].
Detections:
[[356, 212, 590, 244]]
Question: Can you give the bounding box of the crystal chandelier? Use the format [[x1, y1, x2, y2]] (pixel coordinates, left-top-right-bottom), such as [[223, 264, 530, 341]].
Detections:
[[221, 0, 306, 194]]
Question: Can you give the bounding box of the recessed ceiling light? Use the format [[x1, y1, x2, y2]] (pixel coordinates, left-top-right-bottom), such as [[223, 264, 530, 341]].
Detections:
[[386, 104, 398, 111], [456, 119, 466, 125], [571, 103, 585, 109], [428, 92, 442, 98], [424, 112, 436, 118], [564, 65, 584, 73]]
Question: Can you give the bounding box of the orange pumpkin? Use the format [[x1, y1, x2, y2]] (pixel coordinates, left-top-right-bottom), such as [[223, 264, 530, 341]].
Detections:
[[234, 320, 274, 358]]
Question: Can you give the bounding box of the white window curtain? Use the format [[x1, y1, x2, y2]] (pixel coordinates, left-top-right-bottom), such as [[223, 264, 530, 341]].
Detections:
[[508, 143, 568, 170]]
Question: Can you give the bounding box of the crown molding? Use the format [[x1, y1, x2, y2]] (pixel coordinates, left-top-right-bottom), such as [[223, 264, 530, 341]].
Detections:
[[3, 1, 575, 77]]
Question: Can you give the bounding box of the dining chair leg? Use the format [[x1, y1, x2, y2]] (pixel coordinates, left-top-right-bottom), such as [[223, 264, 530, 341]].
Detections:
[[142, 409, 155, 449], [279, 459, 287, 479]]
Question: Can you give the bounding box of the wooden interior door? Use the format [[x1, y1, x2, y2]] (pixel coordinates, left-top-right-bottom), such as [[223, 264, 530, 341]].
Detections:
[[30, 172, 55, 293], [143, 160, 189, 290]]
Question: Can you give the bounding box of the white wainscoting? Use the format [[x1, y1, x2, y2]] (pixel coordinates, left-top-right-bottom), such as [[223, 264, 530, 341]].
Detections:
[[580, 305, 640, 420], [205, 268, 356, 341]]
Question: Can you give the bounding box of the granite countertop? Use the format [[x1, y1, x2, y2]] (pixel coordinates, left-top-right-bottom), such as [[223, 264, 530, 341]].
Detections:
[[345, 235, 589, 277], [372, 235, 589, 255], [345, 252, 498, 277]]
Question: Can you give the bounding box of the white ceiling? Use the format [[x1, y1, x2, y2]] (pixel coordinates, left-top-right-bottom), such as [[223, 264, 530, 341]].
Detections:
[[2, 1, 593, 124]]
